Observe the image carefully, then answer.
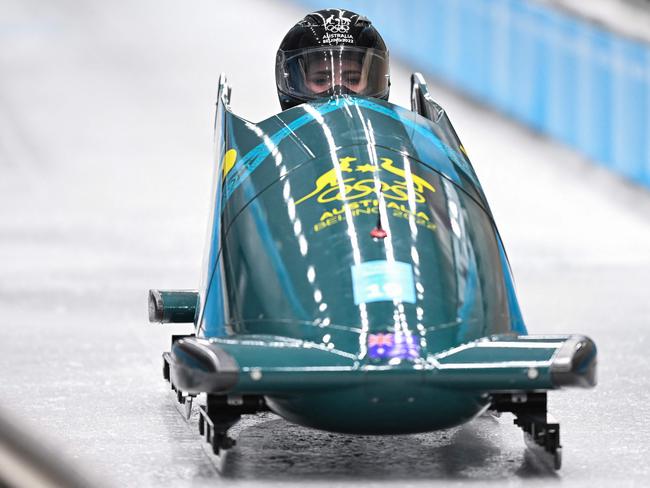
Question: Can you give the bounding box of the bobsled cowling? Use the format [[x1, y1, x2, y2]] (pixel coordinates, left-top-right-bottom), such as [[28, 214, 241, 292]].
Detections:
[[200, 90, 526, 358]]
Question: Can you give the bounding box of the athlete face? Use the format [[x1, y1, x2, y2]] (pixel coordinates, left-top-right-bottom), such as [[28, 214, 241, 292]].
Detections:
[[303, 56, 368, 95]]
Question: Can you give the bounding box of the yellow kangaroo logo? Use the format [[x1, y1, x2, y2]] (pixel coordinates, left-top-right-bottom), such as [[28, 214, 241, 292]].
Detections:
[[379, 158, 436, 194], [295, 156, 435, 205], [295, 157, 356, 204]]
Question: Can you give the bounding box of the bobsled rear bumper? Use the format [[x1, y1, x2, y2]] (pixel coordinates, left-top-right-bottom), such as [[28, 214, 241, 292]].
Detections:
[[169, 338, 239, 393], [168, 334, 597, 395], [549, 335, 597, 388]]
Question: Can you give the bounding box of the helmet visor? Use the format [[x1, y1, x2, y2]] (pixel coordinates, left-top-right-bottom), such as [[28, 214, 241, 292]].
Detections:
[[276, 46, 389, 101]]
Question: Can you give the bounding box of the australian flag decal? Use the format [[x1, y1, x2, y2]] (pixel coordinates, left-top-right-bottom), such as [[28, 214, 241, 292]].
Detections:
[[368, 332, 420, 360]]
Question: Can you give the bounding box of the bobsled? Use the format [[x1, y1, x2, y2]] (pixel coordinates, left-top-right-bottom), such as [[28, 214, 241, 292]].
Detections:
[[148, 73, 596, 469]]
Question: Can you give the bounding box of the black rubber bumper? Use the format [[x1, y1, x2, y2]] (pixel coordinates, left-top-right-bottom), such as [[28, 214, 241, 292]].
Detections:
[[550, 335, 597, 388], [170, 337, 239, 394]]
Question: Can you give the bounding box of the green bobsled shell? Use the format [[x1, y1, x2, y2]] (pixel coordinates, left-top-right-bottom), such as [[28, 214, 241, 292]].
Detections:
[[161, 74, 597, 436]]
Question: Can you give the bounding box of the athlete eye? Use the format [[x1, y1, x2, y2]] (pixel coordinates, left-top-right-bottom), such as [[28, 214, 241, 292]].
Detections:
[[308, 76, 330, 86]]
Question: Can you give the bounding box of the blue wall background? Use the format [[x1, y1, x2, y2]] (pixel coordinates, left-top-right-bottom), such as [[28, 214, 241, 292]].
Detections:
[[295, 0, 650, 188]]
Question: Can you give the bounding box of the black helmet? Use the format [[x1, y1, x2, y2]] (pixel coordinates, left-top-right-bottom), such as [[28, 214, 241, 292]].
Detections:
[[275, 9, 390, 110]]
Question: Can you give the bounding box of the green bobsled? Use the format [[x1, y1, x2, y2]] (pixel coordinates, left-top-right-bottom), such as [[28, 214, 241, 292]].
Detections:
[[149, 73, 596, 468]]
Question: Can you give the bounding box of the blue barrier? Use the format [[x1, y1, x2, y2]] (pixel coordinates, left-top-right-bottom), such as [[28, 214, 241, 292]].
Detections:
[[293, 0, 650, 188]]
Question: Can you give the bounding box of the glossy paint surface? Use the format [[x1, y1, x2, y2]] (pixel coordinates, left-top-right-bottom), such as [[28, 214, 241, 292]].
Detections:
[[200, 97, 521, 357], [222, 150, 512, 354], [192, 95, 535, 433], [201, 98, 514, 352]]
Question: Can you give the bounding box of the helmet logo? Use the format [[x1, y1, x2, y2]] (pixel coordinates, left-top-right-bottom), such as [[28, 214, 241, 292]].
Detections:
[[322, 11, 354, 45], [324, 12, 350, 33]]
